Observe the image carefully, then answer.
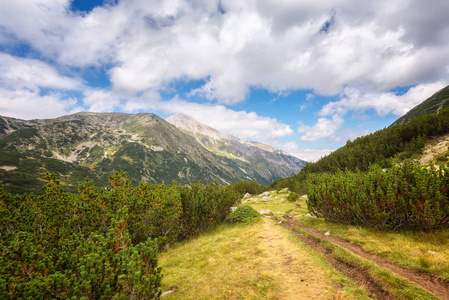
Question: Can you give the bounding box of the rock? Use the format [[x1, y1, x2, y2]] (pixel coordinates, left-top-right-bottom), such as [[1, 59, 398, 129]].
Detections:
[[428, 250, 437, 255], [261, 197, 273, 202], [258, 209, 271, 215], [161, 286, 178, 297], [305, 213, 316, 218], [324, 231, 331, 236], [280, 188, 289, 193], [300, 195, 308, 201], [277, 221, 282, 224], [259, 191, 270, 197], [243, 193, 252, 199], [230, 207, 238, 212]]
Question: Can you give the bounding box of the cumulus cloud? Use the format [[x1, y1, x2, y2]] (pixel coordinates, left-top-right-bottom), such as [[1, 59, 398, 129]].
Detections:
[[2, 0, 448, 103], [0, 53, 84, 119], [319, 82, 448, 117], [0, 53, 83, 90], [281, 141, 333, 162], [0, 89, 80, 120], [298, 115, 344, 141]]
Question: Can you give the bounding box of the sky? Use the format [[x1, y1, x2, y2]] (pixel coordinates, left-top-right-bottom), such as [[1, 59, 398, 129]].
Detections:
[[1, 0, 449, 162]]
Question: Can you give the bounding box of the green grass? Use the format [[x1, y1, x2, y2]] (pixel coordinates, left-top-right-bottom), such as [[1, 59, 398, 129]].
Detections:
[[159, 217, 368, 299], [293, 227, 440, 300], [293, 197, 449, 281]]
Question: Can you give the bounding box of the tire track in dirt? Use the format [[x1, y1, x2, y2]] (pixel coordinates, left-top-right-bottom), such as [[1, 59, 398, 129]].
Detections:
[[281, 216, 449, 300]]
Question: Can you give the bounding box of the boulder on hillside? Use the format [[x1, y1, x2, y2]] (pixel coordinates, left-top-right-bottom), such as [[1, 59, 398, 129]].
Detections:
[[243, 193, 252, 199], [261, 197, 273, 202]]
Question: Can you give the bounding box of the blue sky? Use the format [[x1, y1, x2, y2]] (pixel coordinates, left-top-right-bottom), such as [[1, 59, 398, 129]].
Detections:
[[1, 1, 449, 161]]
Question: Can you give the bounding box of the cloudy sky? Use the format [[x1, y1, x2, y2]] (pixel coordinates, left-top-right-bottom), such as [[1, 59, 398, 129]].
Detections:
[[1, 0, 449, 161]]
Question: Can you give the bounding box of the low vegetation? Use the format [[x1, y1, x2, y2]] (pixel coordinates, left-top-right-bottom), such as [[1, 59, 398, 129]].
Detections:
[[0, 172, 239, 298], [307, 161, 449, 230], [227, 205, 260, 223]]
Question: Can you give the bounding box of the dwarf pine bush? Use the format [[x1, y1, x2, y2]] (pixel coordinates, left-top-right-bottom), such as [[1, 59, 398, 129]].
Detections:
[[307, 161, 449, 230], [0, 172, 239, 298], [228, 205, 260, 223]]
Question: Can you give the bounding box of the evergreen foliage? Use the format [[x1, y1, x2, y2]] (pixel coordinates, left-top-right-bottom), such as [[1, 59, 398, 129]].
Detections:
[[307, 161, 449, 230], [271, 107, 449, 195], [0, 172, 239, 298], [228, 180, 266, 197], [287, 192, 300, 202], [227, 205, 260, 223], [304, 107, 449, 174]]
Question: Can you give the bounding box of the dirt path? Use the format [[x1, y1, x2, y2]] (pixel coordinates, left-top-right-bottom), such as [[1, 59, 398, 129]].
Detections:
[[281, 216, 449, 300]]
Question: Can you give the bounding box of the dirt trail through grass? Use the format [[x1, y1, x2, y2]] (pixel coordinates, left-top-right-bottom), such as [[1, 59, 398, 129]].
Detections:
[[282, 216, 449, 300], [159, 217, 363, 299]]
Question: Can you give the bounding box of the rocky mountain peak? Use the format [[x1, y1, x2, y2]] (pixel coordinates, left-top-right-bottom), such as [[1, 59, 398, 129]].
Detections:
[[166, 113, 226, 141]]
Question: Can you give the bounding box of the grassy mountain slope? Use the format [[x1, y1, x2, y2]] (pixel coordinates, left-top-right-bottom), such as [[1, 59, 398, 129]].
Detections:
[[393, 85, 449, 125], [0, 112, 303, 194]]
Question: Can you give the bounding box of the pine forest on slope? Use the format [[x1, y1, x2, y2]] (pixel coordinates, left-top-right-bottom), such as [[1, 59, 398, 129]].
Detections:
[[271, 84, 449, 193]]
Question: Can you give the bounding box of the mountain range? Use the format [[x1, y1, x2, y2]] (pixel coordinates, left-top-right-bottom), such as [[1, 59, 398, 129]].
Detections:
[[0, 112, 306, 193]]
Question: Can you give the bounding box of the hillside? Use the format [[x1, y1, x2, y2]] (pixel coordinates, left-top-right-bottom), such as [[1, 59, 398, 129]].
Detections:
[[0, 112, 305, 193], [393, 85, 449, 125], [271, 104, 449, 192]]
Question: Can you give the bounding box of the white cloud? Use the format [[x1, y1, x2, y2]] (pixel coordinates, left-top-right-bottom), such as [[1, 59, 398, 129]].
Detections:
[[319, 82, 448, 117], [281, 141, 333, 162], [159, 97, 294, 144], [0, 53, 84, 119], [298, 115, 344, 141], [0, 53, 83, 90], [0, 88, 80, 120], [3, 0, 448, 104]]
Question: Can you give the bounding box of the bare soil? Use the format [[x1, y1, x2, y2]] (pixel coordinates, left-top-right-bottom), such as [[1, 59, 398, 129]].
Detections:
[[281, 216, 449, 300]]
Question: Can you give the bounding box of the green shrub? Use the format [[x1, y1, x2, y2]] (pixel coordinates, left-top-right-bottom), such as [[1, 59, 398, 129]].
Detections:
[[0, 172, 241, 298], [228, 205, 260, 223], [287, 192, 299, 202], [307, 161, 449, 231], [229, 180, 266, 197]]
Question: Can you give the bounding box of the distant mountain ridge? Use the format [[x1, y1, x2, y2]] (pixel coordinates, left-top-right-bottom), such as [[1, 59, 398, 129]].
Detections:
[[0, 112, 305, 193], [392, 85, 449, 125], [166, 113, 306, 176]]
